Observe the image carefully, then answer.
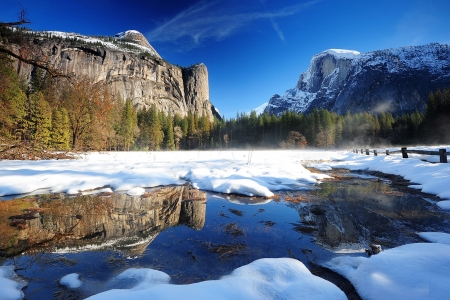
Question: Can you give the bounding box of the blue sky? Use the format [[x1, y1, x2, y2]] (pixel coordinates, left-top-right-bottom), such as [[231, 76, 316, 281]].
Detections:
[[2, 0, 450, 118]]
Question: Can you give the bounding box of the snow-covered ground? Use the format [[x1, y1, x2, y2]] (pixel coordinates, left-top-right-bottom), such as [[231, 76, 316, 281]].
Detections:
[[1, 148, 449, 203], [0, 150, 338, 198], [80, 258, 346, 300], [324, 241, 450, 300], [2, 147, 450, 299]]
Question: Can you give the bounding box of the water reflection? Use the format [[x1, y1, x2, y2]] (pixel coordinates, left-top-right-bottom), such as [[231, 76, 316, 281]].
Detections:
[[1, 172, 449, 299], [0, 185, 206, 257], [295, 175, 450, 251]]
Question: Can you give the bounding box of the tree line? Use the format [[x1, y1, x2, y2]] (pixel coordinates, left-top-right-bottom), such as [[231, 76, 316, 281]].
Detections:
[[1, 50, 450, 151]]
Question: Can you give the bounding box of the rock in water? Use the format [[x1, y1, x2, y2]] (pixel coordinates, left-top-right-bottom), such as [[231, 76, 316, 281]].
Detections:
[[365, 244, 382, 257]]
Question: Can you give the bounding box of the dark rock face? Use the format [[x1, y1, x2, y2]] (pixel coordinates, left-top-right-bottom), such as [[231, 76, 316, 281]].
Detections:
[[265, 43, 450, 116], [9, 31, 217, 121]]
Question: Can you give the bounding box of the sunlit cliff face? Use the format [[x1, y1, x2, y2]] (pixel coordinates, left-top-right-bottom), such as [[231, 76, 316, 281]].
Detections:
[[0, 185, 206, 257]]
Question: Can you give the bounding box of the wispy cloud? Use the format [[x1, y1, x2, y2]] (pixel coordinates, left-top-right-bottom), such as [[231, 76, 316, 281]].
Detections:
[[147, 0, 318, 50]]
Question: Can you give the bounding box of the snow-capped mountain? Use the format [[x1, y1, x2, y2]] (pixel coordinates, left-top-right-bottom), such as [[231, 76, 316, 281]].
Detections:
[[265, 43, 450, 115], [249, 102, 268, 115], [45, 29, 160, 58]]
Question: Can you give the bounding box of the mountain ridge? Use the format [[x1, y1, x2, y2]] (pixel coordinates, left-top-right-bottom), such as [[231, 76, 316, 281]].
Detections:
[[265, 43, 450, 116]]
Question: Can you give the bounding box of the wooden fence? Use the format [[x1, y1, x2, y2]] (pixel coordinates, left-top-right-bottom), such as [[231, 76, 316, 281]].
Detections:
[[352, 147, 448, 163]]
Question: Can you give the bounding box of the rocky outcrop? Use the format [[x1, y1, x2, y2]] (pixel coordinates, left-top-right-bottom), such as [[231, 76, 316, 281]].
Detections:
[[183, 63, 211, 118], [115, 30, 160, 56], [9, 30, 217, 121], [265, 43, 450, 116]]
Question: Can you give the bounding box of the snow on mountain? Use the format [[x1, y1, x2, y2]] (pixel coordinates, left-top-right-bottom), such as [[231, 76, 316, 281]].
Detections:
[[265, 43, 450, 116], [114, 30, 160, 57], [44, 30, 160, 58], [324, 49, 360, 58], [249, 102, 269, 115]]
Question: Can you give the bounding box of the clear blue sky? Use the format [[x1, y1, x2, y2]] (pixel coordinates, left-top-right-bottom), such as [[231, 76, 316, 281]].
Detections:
[[2, 0, 450, 118]]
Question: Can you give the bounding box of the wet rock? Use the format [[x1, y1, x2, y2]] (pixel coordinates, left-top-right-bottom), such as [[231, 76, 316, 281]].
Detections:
[[365, 244, 382, 257]]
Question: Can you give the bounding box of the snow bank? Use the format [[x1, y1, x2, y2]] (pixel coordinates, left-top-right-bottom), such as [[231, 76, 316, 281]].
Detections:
[[2, 147, 449, 200], [0, 266, 27, 300], [436, 200, 450, 210], [417, 232, 450, 245], [86, 258, 346, 300], [324, 243, 450, 300], [0, 150, 336, 198], [60, 273, 82, 289]]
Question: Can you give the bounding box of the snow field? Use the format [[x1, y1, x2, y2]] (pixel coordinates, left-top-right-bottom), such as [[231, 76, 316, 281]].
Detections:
[[0, 150, 337, 198], [83, 258, 346, 300]]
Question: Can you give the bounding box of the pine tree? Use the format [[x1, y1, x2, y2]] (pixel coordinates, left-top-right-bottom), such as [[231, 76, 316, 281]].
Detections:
[[165, 116, 175, 150], [120, 98, 138, 150], [0, 54, 27, 141], [28, 67, 46, 95], [147, 105, 164, 150], [51, 107, 70, 150], [29, 92, 52, 148]]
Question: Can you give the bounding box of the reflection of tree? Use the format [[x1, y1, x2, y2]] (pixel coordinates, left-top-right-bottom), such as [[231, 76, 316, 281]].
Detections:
[[0, 185, 207, 257]]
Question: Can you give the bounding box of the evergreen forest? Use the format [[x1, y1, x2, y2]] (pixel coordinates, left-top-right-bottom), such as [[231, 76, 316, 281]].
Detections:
[[1, 53, 450, 152]]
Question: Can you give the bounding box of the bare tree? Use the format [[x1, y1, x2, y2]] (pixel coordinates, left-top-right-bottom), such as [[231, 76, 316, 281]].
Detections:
[[0, 8, 68, 78], [223, 134, 229, 149]]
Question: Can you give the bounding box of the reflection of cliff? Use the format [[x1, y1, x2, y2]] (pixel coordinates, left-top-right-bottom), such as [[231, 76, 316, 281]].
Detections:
[[0, 185, 206, 256], [294, 178, 445, 250]]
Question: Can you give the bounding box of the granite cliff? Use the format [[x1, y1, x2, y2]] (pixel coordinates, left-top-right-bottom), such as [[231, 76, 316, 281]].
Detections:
[[265, 43, 450, 116], [9, 30, 218, 120]]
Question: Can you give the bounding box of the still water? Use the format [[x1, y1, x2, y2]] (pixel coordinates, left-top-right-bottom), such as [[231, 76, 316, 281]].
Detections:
[[1, 171, 449, 299]]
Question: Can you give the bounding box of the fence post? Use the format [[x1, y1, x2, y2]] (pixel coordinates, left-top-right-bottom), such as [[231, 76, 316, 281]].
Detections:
[[386, 149, 390, 155], [374, 149, 378, 156], [365, 149, 370, 155], [439, 149, 448, 163], [401, 147, 408, 158]]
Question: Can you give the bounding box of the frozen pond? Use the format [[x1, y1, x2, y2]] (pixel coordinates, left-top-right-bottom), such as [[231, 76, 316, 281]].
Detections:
[[1, 170, 449, 299]]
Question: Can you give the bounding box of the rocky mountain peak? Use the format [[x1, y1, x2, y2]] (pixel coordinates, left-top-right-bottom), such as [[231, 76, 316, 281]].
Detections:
[[265, 43, 450, 116], [115, 30, 160, 58]]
